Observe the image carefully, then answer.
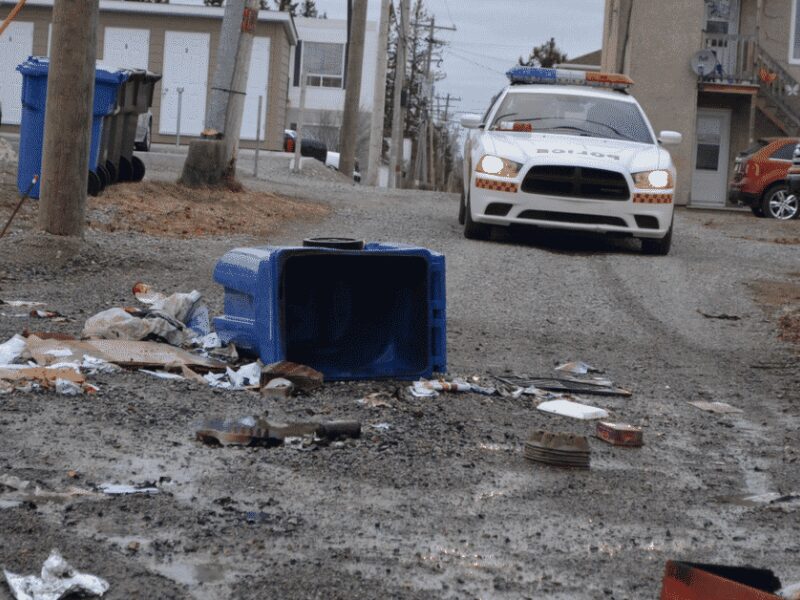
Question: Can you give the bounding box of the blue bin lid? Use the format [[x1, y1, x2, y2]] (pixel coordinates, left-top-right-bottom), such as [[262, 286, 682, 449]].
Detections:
[[16, 56, 130, 84]]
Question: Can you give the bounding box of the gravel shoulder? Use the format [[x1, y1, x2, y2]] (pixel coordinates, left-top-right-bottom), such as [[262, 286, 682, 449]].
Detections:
[[0, 155, 798, 600]]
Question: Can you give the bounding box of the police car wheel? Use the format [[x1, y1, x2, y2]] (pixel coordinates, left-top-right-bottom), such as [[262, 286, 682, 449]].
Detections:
[[641, 225, 672, 256], [463, 190, 491, 240], [458, 189, 466, 225]]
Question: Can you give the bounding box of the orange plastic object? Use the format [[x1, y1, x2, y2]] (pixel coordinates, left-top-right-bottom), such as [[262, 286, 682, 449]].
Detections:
[[660, 561, 782, 600], [585, 72, 634, 86]]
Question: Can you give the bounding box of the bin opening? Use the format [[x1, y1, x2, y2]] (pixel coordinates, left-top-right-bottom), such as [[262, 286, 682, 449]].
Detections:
[[280, 253, 430, 379]]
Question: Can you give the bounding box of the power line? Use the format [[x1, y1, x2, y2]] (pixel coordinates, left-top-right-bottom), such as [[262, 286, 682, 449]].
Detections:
[[444, 48, 506, 75], [444, 45, 516, 64], [441, 0, 455, 28]]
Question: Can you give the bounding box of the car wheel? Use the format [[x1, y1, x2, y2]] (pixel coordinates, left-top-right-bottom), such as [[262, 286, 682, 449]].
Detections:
[[641, 223, 673, 256], [458, 189, 466, 225], [463, 188, 491, 240], [750, 205, 765, 218], [761, 184, 799, 220]]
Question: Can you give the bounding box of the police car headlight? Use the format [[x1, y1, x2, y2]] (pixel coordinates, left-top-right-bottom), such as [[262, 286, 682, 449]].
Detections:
[[633, 170, 673, 189], [476, 155, 523, 178]]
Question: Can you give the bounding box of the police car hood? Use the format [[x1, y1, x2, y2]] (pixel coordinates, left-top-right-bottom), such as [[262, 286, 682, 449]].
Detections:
[[483, 132, 668, 173]]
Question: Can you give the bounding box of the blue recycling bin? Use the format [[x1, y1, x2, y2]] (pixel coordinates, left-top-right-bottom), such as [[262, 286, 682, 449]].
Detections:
[[16, 57, 129, 198], [213, 242, 447, 381]]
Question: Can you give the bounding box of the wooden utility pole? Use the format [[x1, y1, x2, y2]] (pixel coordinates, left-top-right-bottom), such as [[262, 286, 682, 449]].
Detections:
[[388, 0, 409, 189], [38, 0, 99, 237], [181, 0, 259, 186], [339, 0, 368, 178], [366, 0, 391, 186]]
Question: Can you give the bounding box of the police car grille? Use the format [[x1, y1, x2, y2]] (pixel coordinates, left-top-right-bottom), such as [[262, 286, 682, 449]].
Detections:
[[521, 166, 630, 200]]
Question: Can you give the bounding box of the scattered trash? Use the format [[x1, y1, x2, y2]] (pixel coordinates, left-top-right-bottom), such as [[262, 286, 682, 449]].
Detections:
[[98, 483, 159, 496], [180, 366, 207, 384], [371, 423, 391, 432], [0, 300, 45, 308], [22, 332, 76, 342], [139, 370, 185, 381], [261, 361, 323, 392], [261, 377, 295, 399], [196, 417, 360, 447], [524, 431, 590, 469], [660, 561, 783, 600], [131, 282, 166, 306], [25, 336, 224, 370], [496, 375, 632, 397], [3, 549, 110, 600], [55, 379, 82, 396], [195, 332, 221, 350], [409, 378, 495, 398], [688, 401, 744, 415], [596, 422, 643, 447], [698, 310, 742, 321], [0, 335, 27, 365], [0, 367, 85, 391], [537, 399, 609, 420], [555, 361, 601, 375], [204, 362, 261, 390], [358, 392, 393, 408], [29, 310, 67, 320]]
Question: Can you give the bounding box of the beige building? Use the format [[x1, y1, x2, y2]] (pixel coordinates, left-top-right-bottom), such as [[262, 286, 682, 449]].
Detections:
[[602, 0, 800, 207], [0, 0, 297, 151]]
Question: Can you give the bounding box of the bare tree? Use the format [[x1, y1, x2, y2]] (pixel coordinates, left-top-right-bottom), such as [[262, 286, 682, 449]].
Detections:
[[518, 38, 567, 68]]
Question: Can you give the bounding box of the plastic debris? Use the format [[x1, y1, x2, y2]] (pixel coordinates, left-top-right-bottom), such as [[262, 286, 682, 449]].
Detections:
[[537, 399, 609, 420], [496, 375, 632, 397], [0, 300, 45, 308], [358, 392, 393, 408], [0, 335, 27, 365], [262, 377, 295, 399], [555, 361, 601, 375], [261, 361, 324, 392], [688, 401, 744, 415], [97, 483, 159, 495], [195, 332, 221, 350], [29, 310, 66, 320], [596, 422, 643, 447], [410, 378, 496, 398], [524, 431, 590, 469], [55, 379, 82, 396], [3, 549, 109, 600], [371, 423, 391, 431], [139, 370, 185, 381], [204, 362, 261, 390]]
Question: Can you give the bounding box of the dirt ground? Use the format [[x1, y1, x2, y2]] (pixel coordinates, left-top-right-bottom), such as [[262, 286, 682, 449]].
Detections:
[[0, 159, 799, 599]]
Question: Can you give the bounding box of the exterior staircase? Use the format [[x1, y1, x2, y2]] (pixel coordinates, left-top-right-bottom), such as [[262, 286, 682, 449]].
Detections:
[[753, 46, 800, 136]]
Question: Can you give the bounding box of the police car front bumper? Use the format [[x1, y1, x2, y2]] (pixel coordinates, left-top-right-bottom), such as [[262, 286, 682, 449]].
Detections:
[[470, 178, 673, 239]]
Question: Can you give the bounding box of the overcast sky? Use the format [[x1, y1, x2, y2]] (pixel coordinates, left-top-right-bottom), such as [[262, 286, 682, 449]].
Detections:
[[312, 0, 605, 121]]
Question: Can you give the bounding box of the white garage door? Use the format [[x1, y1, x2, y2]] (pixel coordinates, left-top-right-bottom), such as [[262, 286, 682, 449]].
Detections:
[[103, 27, 150, 70], [160, 31, 209, 136], [240, 37, 270, 141], [0, 22, 34, 125]]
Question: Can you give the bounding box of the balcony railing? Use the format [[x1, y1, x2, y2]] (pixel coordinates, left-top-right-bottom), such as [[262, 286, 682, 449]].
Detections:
[[699, 33, 757, 84]]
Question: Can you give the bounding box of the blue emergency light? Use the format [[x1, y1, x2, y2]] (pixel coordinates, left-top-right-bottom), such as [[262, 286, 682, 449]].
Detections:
[[506, 66, 634, 89]]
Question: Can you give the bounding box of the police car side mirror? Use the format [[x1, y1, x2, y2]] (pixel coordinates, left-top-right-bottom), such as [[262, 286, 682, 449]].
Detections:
[[658, 131, 682, 146], [460, 114, 483, 129]]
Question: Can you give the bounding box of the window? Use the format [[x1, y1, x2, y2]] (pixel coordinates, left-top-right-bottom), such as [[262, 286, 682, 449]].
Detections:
[[771, 142, 797, 161], [792, 0, 800, 63], [302, 42, 345, 88]]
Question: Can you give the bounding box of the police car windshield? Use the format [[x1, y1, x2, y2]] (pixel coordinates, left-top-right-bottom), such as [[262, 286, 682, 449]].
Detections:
[[490, 92, 654, 144]]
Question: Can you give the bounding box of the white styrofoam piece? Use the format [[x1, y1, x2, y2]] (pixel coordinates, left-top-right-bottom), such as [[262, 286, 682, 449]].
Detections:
[[537, 399, 609, 420]]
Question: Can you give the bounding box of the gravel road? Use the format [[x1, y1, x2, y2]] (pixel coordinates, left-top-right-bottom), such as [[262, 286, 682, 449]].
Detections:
[[0, 154, 798, 599]]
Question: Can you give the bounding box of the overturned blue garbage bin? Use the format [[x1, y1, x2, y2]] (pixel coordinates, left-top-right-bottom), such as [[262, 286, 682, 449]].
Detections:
[[16, 57, 129, 198], [213, 240, 447, 380]]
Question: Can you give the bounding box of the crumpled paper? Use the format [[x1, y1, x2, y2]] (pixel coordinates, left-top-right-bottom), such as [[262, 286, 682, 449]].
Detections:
[[204, 362, 262, 390], [0, 335, 27, 366], [3, 549, 109, 600]]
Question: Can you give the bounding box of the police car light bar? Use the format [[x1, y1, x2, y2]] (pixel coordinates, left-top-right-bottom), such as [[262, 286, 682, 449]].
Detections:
[[506, 66, 634, 89]]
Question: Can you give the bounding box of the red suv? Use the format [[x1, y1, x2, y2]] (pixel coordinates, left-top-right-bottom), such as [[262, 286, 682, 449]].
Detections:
[[729, 137, 800, 219]]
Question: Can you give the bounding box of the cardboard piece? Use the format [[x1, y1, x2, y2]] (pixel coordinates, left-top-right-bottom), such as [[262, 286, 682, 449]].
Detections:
[[537, 399, 609, 420], [688, 401, 744, 415]]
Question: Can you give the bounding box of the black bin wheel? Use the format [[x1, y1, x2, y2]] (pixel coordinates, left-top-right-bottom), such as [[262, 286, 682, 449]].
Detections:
[[302, 237, 365, 250], [96, 164, 110, 189], [131, 155, 146, 182], [105, 160, 118, 184], [118, 156, 133, 182], [87, 170, 101, 197]]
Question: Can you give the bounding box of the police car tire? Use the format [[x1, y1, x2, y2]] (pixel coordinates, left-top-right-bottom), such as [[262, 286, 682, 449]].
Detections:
[[641, 225, 672, 256], [458, 189, 466, 225], [463, 192, 491, 240]]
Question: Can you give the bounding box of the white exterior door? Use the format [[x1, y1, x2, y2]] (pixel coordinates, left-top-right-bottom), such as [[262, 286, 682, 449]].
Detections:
[[0, 22, 34, 125], [240, 37, 270, 141], [103, 27, 150, 70], [160, 31, 209, 136], [691, 108, 732, 207]]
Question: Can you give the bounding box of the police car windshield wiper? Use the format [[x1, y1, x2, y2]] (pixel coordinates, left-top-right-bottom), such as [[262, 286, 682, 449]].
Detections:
[[536, 126, 595, 137], [581, 119, 638, 141]]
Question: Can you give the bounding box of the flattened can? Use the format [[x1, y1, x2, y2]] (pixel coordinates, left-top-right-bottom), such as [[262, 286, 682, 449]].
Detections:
[[596, 422, 643, 447]]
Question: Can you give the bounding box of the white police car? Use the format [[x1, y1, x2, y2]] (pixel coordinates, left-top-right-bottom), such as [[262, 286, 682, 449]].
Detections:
[[460, 66, 682, 255]]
